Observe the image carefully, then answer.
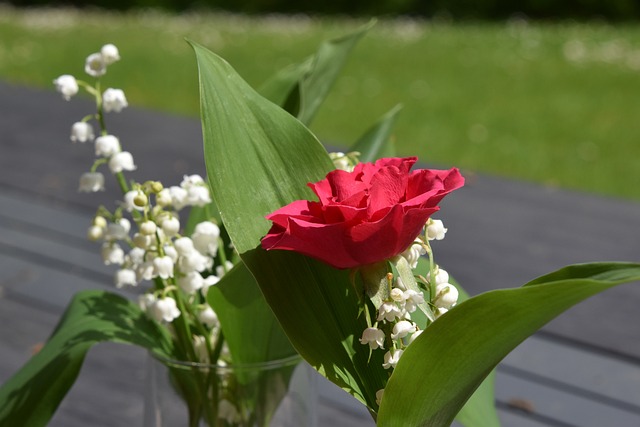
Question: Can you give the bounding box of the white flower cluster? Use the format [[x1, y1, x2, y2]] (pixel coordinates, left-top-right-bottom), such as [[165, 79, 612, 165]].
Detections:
[[53, 44, 132, 191], [55, 45, 227, 356], [360, 218, 458, 406], [359, 275, 425, 371], [87, 177, 219, 326]]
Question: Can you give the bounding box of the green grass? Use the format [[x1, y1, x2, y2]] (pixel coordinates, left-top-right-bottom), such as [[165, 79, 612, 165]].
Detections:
[[2, 5, 640, 200]]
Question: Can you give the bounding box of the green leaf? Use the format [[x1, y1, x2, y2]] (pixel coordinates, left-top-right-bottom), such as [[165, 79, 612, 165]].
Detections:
[[377, 262, 640, 426], [351, 104, 401, 162], [192, 40, 387, 410], [0, 291, 174, 427], [207, 262, 295, 364], [259, 21, 373, 125]]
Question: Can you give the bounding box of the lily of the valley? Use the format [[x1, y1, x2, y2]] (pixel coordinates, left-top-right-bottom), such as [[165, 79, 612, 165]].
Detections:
[[102, 88, 128, 113], [70, 122, 94, 143], [53, 75, 78, 101]]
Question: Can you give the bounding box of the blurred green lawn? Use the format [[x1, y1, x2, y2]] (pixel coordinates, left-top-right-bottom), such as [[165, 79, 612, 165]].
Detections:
[[2, 6, 639, 200]]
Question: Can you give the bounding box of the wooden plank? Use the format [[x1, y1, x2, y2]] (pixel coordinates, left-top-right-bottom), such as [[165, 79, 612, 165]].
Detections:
[[494, 371, 640, 426], [502, 334, 640, 410]]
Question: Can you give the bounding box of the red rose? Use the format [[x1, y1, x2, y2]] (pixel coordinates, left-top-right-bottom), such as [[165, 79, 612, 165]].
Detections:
[[261, 157, 464, 269]]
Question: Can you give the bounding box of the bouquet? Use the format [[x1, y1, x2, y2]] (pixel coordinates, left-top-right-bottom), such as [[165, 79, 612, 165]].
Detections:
[[1, 22, 639, 427]]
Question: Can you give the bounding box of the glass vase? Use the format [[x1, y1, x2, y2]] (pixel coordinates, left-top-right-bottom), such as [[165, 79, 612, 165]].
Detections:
[[144, 353, 317, 427]]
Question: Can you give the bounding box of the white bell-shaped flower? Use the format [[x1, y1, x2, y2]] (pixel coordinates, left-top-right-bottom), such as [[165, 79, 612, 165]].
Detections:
[[377, 302, 403, 323], [156, 188, 172, 207], [100, 43, 120, 65], [198, 306, 218, 328], [186, 185, 211, 207], [359, 327, 385, 350], [169, 186, 188, 210], [192, 221, 220, 256], [382, 349, 404, 370], [102, 88, 128, 113], [434, 283, 459, 309], [390, 288, 404, 302], [174, 237, 195, 256], [161, 216, 180, 237], [153, 256, 174, 279], [402, 289, 425, 313], [78, 172, 105, 192], [136, 261, 155, 282], [114, 268, 137, 288], [179, 251, 210, 273], [140, 220, 157, 236], [105, 222, 128, 241], [375, 389, 384, 406], [102, 242, 125, 265], [401, 241, 426, 269], [126, 247, 146, 266], [109, 151, 136, 173], [122, 190, 145, 212], [70, 122, 94, 143], [391, 320, 416, 340], [426, 219, 447, 241], [180, 174, 205, 188], [218, 400, 240, 425], [85, 52, 107, 77], [94, 134, 121, 157], [178, 272, 204, 294], [426, 267, 450, 285], [150, 297, 181, 323], [53, 75, 78, 100]]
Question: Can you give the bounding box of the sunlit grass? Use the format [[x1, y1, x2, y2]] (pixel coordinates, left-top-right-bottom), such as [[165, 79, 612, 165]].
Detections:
[[2, 5, 640, 200]]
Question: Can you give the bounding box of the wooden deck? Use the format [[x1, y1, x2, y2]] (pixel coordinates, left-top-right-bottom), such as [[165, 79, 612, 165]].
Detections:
[[1, 81, 639, 426]]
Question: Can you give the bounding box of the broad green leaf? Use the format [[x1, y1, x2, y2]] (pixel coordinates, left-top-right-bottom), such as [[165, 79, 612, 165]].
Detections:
[[378, 262, 640, 426], [351, 104, 401, 162], [415, 257, 501, 427], [192, 41, 387, 411], [0, 291, 174, 427], [207, 262, 295, 364], [259, 21, 373, 125]]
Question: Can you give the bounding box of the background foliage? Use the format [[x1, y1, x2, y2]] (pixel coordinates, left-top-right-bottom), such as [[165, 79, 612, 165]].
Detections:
[[6, 0, 640, 20], [2, 7, 640, 201]]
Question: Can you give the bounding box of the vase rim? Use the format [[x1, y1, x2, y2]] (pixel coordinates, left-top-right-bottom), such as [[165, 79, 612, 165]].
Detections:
[[150, 352, 303, 371]]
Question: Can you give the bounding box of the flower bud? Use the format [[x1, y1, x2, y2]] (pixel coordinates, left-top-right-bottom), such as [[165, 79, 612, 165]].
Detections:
[[133, 193, 148, 208], [87, 225, 104, 241], [93, 216, 107, 228], [140, 220, 157, 236], [161, 216, 180, 237], [148, 181, 163, 193]]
